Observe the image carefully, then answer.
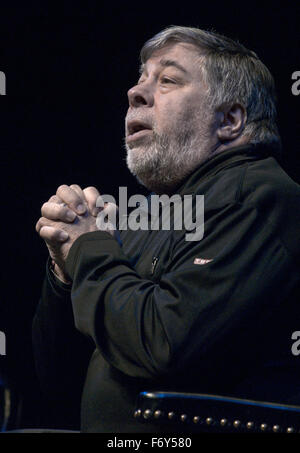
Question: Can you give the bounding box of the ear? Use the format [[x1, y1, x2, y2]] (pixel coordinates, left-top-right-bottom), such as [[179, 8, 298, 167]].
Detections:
[[216, 103, 247, 142]]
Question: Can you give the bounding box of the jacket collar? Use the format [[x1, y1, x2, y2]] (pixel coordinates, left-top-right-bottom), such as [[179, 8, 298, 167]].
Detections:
[[174, 142, 277, 196]]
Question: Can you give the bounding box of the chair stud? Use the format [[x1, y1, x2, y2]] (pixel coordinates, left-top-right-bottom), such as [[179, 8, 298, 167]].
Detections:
[[272, 425, 280, 433], [233, 420, 241, 428], [260, 423, 268, 431], [206, 417, 213, 425], [193, 416, 200, 424], [168, 411, 175, 420], [180, 414, 187, 422], [286, 427, 294, 433], [143, 409, 152, 419], [220, 418, 227, 426], [154, 410, 162, 419], [134, 409, 142, 418], [246, 421, 254, 430]]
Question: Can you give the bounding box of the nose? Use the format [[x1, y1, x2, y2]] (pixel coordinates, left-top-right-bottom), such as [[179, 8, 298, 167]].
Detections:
[[127, 82, 154, 108]]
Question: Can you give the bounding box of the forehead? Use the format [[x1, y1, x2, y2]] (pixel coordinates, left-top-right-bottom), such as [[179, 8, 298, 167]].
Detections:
[[141, 42, 204, 76]]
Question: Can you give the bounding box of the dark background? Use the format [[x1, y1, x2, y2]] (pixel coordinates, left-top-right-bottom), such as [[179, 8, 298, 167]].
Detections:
[[0, 2, 299, 428]]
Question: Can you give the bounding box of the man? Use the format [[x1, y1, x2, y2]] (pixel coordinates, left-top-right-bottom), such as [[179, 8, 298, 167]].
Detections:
[[33, 26, 300, 432]]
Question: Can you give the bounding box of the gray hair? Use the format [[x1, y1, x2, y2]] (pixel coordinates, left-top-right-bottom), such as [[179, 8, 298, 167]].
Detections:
[[140, 25, 282, 153]]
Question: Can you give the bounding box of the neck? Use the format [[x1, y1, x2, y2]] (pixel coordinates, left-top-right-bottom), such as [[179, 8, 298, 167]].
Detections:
[[211, 135, 251, 157]]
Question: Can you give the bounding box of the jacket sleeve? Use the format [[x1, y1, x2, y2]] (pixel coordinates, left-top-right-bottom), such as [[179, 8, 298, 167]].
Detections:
[[65, 201, 298, 380], [32, 259, 95, 427]]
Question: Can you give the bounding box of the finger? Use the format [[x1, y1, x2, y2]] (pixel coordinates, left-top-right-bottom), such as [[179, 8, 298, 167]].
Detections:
[[70, 184, 85, 200], [36, 216, 55, 234], [41, 201, 77, 222], [48, 194, 62, 204], [83, 186, 101, 216], [36, 217, 69, 241], [56, 184, 86, 215], [39, 225, 69, 243]]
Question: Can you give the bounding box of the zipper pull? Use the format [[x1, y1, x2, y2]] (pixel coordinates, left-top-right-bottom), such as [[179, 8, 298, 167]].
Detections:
[[151, 257, 159, 275]]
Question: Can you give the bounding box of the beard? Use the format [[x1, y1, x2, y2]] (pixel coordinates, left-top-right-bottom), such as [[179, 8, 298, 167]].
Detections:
[[125, 113, 213, 194]]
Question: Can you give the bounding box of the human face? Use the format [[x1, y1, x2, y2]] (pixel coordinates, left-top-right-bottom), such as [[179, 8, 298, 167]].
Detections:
[[125, 42, 216, 193]]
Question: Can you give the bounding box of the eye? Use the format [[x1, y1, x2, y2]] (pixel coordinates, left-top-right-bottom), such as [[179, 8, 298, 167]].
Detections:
[[160, 76, 176, 84]]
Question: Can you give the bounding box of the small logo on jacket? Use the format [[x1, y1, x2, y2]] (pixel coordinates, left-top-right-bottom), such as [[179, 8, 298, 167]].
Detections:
[[194, 257, 213, 265]]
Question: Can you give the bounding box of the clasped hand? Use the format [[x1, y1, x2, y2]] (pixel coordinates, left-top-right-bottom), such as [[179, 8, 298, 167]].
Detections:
[[36, 184, 118, 283]]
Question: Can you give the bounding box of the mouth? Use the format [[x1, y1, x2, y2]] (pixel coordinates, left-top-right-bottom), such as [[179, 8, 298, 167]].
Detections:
[[126, 120, 152, 143]]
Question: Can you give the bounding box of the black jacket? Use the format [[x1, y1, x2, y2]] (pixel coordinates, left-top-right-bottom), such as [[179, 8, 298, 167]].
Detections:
[[32, 143, 300, 432]]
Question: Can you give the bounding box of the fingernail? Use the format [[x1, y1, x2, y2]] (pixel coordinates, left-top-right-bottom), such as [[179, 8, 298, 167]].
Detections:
[[77, 204, 86, 214], [59, 231, 68, 241], [66, 210, 76, 221]]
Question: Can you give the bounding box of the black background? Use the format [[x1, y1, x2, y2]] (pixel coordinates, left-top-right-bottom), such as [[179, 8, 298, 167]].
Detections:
[[0, 2, 299, 428]]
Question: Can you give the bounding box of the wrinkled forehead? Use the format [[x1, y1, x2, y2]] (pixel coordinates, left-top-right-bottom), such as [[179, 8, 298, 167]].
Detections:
[[139, 42, 206, 76]]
